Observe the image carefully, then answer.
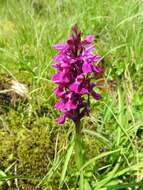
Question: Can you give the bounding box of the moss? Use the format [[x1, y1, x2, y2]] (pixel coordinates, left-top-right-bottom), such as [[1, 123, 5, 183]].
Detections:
[[0, 92, 68, 189], [0, 131, 16, 169], [17, 124, 50, 179], [0, 114, 53, 189]]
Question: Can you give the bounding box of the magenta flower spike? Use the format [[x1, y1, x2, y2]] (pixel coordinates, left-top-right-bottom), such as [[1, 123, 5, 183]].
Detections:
[[52, 25, 102, 124]]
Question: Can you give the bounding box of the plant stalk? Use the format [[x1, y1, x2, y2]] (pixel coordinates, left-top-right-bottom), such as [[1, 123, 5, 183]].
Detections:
[[74, 120, 84, 170]]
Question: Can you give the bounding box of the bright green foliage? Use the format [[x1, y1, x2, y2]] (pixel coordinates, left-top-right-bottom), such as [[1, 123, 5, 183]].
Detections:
[[0, 0, 143, 189]]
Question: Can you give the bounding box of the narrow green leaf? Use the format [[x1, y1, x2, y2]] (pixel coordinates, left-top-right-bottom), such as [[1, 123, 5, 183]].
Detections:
[[113, 162, 143, 178], [79, 172, 84, 190], [59, 140, 75, 188], [94, 157, 121, 189], [84, 179, 92, 190], [107, 181, 143, 190], [83, 128, 111, 147], [0, 170, 7, 186], [80, 149, 120, 172]]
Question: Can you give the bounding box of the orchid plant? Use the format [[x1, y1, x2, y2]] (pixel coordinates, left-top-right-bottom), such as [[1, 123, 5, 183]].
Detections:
[[52, 25, 102, 187]]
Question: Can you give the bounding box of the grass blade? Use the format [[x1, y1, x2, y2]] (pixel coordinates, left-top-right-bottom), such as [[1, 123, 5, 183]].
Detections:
[[83, 128, 111, 147], [80, 149, 120, 172], [59, 139, 75, 188]]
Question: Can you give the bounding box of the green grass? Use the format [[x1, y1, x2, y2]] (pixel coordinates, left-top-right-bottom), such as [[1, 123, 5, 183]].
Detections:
[[0, 0, 143, 189]]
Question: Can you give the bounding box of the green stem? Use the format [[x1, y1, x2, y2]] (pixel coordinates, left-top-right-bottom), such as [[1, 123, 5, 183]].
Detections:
[[74, 120, 84, 170], [75, 120, 92, 190]]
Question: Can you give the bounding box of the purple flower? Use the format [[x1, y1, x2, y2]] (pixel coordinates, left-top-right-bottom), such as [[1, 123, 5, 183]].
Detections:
[[52, 25, 102, 124]]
